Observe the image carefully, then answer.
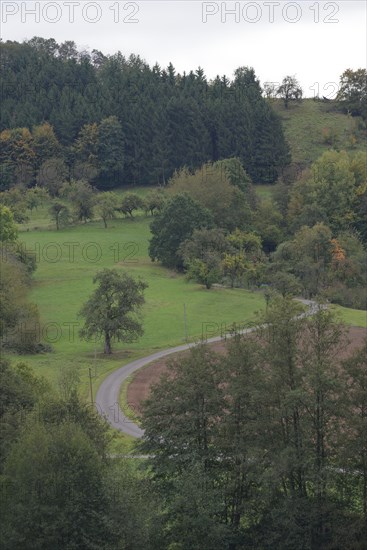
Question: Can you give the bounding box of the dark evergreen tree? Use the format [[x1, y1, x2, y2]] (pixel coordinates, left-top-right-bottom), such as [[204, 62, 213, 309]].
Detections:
[[97, 116, 124, 188]]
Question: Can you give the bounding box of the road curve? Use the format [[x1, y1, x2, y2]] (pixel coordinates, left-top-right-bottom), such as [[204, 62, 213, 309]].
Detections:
[[96, 299, 318, 438], [95, 332, 250, 438]]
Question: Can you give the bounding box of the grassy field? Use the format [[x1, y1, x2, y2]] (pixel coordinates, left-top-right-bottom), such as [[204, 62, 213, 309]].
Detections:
[[21, 185, 156, 231], [331, 305, 367, 328], [271, 98, 365, 168], [14, 206, 265, 398]]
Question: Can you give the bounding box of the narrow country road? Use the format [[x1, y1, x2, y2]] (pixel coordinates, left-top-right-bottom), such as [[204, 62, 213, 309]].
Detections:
[[95, 332, 245, 438], [96, 299, 318, 438]]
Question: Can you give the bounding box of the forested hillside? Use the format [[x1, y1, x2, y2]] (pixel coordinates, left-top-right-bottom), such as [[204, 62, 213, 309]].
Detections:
[[0, 37, 290, 187]]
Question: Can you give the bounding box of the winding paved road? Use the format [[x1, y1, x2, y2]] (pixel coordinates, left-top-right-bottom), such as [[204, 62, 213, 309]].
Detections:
[[96, 300, 318, 439]]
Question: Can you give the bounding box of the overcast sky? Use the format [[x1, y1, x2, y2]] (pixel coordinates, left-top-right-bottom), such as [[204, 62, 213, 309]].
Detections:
[[1, 1, 366, 97]]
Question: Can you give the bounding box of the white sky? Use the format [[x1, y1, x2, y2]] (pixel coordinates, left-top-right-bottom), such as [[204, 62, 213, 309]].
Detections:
[[1, 1, 366, 97]]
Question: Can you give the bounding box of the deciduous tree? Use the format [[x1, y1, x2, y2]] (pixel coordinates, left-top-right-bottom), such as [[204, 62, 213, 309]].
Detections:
[[2, 421, 111, 549], [118, 192, 144, 218], [277, 75, 303, 108], [222, 252, 248, 288], [0, 205, 18, 242], [168, 163, 252, 231], [61, 180, 95, 223], [149, 193, 213, 270], [144, 189, 166, 216], [97, 116, 124, 188], [337, 68, 367, 119], [96, 191, 118, 228], [48, 201, 69, 231], [78, 269, 147, 354]]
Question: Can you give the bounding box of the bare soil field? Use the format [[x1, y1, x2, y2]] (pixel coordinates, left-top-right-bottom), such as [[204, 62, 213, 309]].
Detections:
[[127, 326, 366, 416]]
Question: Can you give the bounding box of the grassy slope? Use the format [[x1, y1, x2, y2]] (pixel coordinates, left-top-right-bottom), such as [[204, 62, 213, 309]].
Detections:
[[331, 305, 367, 328], [251, 99, 365, 206], [271, 98, 365, 168], [14, 207, 264, 396]]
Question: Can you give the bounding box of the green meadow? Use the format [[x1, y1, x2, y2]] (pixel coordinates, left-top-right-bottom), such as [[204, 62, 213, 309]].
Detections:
[[272, 98, 365, 167], [14, 205, 264, 399], [331, 304, 367, 328]]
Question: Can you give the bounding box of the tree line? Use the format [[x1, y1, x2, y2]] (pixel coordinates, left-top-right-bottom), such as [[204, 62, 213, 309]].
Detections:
[[0, 204, 43, 354], [140, 299, 367, 549], [0, 37, 292, 187]]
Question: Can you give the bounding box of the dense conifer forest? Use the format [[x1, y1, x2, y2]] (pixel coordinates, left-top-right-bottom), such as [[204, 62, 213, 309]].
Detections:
[[0, 37, 290, 188]]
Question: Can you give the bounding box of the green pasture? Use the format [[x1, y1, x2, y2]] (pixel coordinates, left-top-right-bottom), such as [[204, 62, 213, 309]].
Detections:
[[20, 185, 155, 232], [271, 98, 365, 168], [331, 304, 367, 329], [14, 211, 264, 396]]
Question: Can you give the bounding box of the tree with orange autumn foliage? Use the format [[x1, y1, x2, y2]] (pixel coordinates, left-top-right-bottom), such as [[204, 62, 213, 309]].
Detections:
[[330, 238, 346, 264]]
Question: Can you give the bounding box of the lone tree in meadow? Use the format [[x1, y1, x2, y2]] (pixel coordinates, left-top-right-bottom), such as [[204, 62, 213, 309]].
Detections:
[[78, 269, 148, 354], [277, 75, 303, 108]]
